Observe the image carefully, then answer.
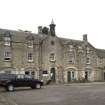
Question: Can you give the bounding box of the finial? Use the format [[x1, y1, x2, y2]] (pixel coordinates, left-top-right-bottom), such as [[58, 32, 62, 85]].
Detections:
[[51, 19, 54, 24]]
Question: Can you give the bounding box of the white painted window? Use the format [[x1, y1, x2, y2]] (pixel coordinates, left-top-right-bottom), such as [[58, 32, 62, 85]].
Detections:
[[86, 47, 90, 54], [49, 53, 56, 62], [27, 53, 33, 62], [86, 57, 91, 64], [4, 51, 11, 61], [27, 41, 33, 48], [69, 45, 73, 52], [78, 46, 83, 53], [4, 37, 11, 46], [68, 53, 75, 64]]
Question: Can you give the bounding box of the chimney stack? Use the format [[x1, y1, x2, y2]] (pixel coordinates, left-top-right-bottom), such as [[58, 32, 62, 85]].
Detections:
[[83, 34, 88, 41], [38, 26, 42, 34]]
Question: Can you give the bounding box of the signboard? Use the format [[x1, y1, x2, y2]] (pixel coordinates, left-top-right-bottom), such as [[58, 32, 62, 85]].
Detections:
[[42, 70, 48, 76]]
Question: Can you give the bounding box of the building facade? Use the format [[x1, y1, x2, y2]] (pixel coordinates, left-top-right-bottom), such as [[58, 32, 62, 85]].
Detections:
[[0, 21, 105, 83]]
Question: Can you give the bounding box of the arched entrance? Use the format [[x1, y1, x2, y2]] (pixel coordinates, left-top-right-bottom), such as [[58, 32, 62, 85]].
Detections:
[[67, 71, 75, 82], [25, 67, 37, 78], [50, 68, 56, 81], [66, 68, 76, 82], [85, 71, 88, 80]]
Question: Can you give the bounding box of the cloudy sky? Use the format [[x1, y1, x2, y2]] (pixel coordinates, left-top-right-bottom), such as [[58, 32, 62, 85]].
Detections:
[[0, 0, 105, 49]]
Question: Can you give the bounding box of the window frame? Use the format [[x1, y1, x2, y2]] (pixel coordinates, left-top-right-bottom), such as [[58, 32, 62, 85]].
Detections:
[[49, 53, 56, 62], [27, 41, 33, 48], [4, 51, 11, 61], [86, 57, 91, 64], [27, 52, 33, 62], [4, 37, 11, 46]]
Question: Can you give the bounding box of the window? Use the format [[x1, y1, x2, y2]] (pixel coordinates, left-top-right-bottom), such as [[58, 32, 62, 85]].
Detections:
[[78, 46, 83, 53], [4, 51, 11, 61], [69, 59, 73, 63], [68, 71, 75, 82], [49, 53, 55, 62], [4, 37, 11, 46], [25, 75, 32, 79], [4, 41, 10, 46], [31, 71, 35, 75], [86, 47, 90, 54], [72, 71, 75, 80], [4, 37, 10, 41], [68, 54, 75, 64], [51, 41, 54, 45], [69, 45, 73, 52], [69, 57, 74, 64], [27, 41, 33, 48], [5, 71, 11, 74], [98, 58, 103, 64], [86, 57, 90, 64], [27, 53, 33, 62], [104, 72, 105, 80], [17, 75, 24, 79]]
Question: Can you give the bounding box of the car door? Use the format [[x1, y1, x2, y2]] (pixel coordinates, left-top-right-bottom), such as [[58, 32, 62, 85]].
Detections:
[[24, 75, 33, 86], [15, 75, 25, 87]]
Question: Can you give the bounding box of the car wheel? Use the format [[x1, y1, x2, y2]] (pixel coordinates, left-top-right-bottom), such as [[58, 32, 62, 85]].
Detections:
[[31, 86, 35, 89], [7, 85, 14, 92], [36, 83, 41, 89]]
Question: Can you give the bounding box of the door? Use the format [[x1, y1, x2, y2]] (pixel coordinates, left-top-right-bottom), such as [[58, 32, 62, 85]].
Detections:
[[50, 68, 56, 81], [104, 72, 105, 80], [68, 71, 75, 82], [68, 71, 71, 82], [15, 75, 26, 87], [85, 71, 88, 80]]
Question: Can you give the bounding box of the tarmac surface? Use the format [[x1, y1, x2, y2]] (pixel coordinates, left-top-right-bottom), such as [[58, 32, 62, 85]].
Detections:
[[1, 82, 105, 105]]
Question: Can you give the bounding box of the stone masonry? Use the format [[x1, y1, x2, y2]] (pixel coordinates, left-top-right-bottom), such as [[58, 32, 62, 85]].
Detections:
[[0, 20, 105, 83]]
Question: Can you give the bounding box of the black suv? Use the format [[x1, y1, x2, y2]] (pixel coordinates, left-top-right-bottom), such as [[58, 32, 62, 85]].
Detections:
[[0, 74, 43, 91]]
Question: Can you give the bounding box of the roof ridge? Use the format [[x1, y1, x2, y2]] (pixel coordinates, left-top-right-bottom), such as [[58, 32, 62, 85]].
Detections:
[[59, 37, 83, 42]]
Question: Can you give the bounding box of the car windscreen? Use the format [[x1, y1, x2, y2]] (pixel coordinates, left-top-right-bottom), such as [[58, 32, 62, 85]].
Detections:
[[0, 74, 16, 80]]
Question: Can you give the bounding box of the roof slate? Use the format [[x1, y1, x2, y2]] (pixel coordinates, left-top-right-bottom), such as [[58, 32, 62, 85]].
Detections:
[[96, 49, 105, 58], [0, 28, 105, 58]]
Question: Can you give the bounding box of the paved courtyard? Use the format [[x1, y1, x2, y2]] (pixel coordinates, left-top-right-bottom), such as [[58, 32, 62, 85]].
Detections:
[[1, 82, 105, 105]]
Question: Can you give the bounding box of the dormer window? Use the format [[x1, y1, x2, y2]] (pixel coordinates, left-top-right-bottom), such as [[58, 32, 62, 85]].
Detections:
[[27, 41, 33, 48], [26, 34, 34, 48], [4, 31, 11, 46], [4, 37, 11, 46]]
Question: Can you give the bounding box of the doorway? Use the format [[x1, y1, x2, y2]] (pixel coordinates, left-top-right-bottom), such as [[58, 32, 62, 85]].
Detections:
[[68, 71, 71, 82], [50, 68, 56, 81], [85, 71, 88, 80], [104, 72, 105, 80], [67, 71, 75, 82]]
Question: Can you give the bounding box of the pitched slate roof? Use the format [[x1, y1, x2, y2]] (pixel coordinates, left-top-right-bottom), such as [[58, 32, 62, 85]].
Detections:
[[60, 37, 83, 46], [0, 28, 39, 42], [1, 28, 105, 58], [96, 49, 105, 58]]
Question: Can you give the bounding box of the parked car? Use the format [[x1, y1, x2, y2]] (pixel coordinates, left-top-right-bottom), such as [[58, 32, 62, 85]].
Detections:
[[0, 73, 43, 91]]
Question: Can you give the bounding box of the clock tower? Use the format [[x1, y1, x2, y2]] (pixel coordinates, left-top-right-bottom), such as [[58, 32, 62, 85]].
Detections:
[[49, 19, 56, 36]]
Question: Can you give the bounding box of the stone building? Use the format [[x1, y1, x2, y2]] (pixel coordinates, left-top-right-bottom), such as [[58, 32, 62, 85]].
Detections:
[[0, 20, 105, 83]]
